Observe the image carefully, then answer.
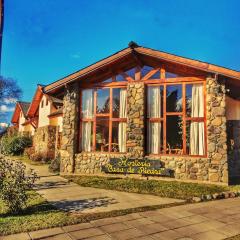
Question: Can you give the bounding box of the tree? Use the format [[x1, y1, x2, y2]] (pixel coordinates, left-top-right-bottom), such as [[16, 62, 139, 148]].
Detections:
[[0, 76, 22, 124]]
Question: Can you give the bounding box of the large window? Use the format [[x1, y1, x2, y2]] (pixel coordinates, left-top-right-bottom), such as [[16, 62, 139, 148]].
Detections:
[[80, 87, 127, 152], [147, 82, 206, 156]]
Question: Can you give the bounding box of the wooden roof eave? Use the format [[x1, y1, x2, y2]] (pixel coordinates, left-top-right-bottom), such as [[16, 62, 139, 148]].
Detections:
[[44, 48, 132, 93], [44, 46, 240, 95], [27, 86, 43, 118], [135, 47, 240, 81]]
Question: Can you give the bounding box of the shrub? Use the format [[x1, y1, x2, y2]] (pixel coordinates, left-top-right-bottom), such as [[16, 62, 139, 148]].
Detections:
[[29, 151, 53, 163], [48, 156, 60, 173], [0, 135, 32, 156], [0, 157, 38, 213], [24, 146, 35, 158]]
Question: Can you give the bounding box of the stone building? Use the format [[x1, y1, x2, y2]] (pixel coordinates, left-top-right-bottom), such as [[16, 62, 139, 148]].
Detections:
[[11, 101, 35, 136], [40, 44, 240, 184], [27, 85, 63, 158]]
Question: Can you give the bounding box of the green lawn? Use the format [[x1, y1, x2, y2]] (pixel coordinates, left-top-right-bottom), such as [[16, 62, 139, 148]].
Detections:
[[65, 175, 229, 200], [8, 155, 49, 166], [0, 190, 185, 236]]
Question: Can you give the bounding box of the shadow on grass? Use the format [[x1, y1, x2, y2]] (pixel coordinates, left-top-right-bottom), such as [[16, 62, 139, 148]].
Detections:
[[50, 197, 118, 212], [0, 201, 58, 218]]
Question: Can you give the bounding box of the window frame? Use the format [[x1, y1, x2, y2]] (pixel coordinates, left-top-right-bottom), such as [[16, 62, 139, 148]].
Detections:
[[146, 80, 207, 157], [79, 85, 127, 153]]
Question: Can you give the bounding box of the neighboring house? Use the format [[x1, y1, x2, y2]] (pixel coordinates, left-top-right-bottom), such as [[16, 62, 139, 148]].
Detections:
[[11, 101, 35, 136], [43, 43, 240, 185], [27, 85, 63, 158]]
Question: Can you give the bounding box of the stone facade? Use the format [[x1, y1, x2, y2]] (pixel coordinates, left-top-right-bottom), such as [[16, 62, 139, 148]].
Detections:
[[126, 82, 145, 158], [33, 125, 57, 159], [60, 77, 232, 184], [60, 83, 79, 173]]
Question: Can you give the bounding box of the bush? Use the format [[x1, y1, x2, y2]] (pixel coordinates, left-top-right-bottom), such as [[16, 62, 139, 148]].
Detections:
[[24, 146, 35, 158], [29, 151, 54, 163], [0, 157, 38, 213], [48, 156, 60, 173], [0, 135, 32, 156]]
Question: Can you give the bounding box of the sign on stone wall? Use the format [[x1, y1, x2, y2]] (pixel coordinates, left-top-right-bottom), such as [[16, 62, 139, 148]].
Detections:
[[101, 158, 172, 177]]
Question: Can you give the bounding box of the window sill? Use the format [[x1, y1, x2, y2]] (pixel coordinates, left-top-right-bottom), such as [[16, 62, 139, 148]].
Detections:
[[77, 151, 127, 155], [146, 154, 207, 158]]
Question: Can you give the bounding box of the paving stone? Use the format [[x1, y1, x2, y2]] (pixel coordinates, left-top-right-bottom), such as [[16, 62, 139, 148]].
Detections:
[[62, 223, 92, 232], [109, 228, 146, 240], [216, 223, 240, 237], [159, 218, 192, 230], [29, 227, 64, 239], [43, 233, 72, 240], [99, 222, 131, 233], [84, 235, 112, 240], [136, 223, 168, 234], [181, 215, 208, 224], [191, 230, 228, 240], [1, 233, 30, 240], [69, 227, 104, 239], [125, 217, 155, 227], [174, 224, 209, 237], [91, 217, 122, 227], [152, 229, 184, 240]]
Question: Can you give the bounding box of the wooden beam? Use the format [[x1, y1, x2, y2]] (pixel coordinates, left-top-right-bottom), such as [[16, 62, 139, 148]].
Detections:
[[142, 68, 160, 81]]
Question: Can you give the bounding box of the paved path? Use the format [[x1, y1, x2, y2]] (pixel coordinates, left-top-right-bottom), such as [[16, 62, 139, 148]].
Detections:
[[26, 163, 183, 214], [2, 197, 240, 240]]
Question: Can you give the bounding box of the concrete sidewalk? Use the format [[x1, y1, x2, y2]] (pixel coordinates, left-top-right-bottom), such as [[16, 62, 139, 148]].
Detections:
[[2, 197, 240, 240], [35, 175, 183, 214], [25, 162, 183, 214]]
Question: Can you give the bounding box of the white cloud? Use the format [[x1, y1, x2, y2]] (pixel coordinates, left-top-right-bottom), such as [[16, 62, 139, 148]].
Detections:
[[0, 122, 9, 128], [0, 105, 15, 112], [3, 98, 17, 104]]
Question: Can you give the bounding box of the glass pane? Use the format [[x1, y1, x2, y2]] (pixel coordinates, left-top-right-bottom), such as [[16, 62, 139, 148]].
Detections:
[[97, 89, 110, 114], [81, 122, 93, 152], [116, 74, 126, 82], [147, 86, 163, 117], [112, 122, 127, 153], [126, 68, 135, 79], [165, 72, 179, 78], [186, 83, 204, 117], [186, 121, 205, 155], [112, 88, 120, 118], [82, 89, 94, 118], [141, 65, 153, 77], [166, 116, 183, 154], [96, 118, 109, 151], [102, 77, 112, 83], [113, 88, 127, 118], [148, 122, 163, 154], [166, 85, 182, 112]]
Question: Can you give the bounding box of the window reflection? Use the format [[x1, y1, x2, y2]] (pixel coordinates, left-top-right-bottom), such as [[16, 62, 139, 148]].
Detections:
[[166, 116, 183, 154], [96, 118, 109, 151], [166, 85, 182, 112], [97, 89, 110, 114]]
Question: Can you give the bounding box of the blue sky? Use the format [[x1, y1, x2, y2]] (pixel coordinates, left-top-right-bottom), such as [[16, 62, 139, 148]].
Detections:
[[1, 0, 240, 123]]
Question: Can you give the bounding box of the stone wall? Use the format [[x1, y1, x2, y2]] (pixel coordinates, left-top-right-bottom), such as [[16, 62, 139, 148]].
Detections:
[[33, 125, 57, 159], [60, 77, 229, 184], [206, 77, 228, 183], [126, 82, 145, 158], [60, 83, 79, 173]]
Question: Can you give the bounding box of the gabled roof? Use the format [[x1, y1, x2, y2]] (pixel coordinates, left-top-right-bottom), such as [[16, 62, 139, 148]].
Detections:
[[27, 85, 44, 117], [11, 101, 31, 124], [44, 43, 240, 93], [27, 85, 63, 118]]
